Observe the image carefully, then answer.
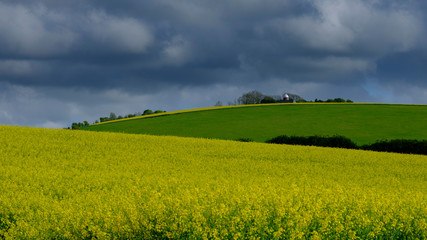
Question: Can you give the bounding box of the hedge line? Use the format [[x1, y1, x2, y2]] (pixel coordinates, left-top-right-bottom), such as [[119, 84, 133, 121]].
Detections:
[[266, 135, 427, 155]]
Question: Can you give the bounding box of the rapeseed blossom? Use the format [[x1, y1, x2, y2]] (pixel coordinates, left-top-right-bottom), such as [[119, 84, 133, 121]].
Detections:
[[0, 125, 426, 239]]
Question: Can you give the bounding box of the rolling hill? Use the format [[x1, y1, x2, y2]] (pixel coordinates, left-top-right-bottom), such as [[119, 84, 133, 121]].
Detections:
[[82, 103, 427, 145]]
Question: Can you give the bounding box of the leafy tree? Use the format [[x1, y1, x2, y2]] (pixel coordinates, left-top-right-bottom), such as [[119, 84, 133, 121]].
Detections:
[[143, 109, 153, 115], [83, 121, 89, 127], [71, 122, 85, 130], [154, 110, 165, 114]]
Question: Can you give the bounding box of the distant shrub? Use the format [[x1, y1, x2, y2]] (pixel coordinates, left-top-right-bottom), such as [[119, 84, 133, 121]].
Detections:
[[361, 139, 427, 155], [71, 122, 85, 130], [333, 98, 346, 102], [266, 135, 358, 149], [236, 138, 254, 142], [261, 96, 276, 104]]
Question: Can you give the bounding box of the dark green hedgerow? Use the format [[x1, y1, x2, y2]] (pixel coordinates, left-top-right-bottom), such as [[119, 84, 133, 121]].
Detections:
[[235, 138, 255, 142], [266, 135, 427, 155], [266, 135, 358, 149], [360, 139, 427, 155]]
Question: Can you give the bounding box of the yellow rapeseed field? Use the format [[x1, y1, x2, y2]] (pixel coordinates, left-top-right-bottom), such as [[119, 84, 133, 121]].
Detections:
[[0, 125, 426, 239]]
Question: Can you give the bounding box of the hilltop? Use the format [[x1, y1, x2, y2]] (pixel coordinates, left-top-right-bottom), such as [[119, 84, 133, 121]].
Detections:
[[82, 103, 427, 145]]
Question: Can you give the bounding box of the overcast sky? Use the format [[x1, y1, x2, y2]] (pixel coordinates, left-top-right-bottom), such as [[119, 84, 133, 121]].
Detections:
[[1, 0, 426, 128]]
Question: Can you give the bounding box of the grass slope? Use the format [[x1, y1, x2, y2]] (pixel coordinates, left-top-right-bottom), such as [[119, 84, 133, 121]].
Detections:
[[83, 103, 427, 145]]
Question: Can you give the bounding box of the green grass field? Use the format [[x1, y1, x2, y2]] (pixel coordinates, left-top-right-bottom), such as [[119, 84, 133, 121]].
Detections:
[[83, 103, 427, 145]]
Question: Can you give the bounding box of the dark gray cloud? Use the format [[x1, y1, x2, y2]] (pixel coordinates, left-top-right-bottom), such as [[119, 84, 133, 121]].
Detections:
[[0, 0, 426, 128]]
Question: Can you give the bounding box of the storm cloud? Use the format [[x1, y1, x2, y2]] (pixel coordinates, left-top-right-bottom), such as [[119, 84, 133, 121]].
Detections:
[[0, 0, 426, 128]]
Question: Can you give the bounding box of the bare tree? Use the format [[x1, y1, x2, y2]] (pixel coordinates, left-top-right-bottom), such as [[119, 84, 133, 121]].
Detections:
[[238, 90, 264, 105], [271, 95, 282, 101], [109, 112, 117, 120], [228, 98, 238, 106], [214, 101, 223, 107]]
